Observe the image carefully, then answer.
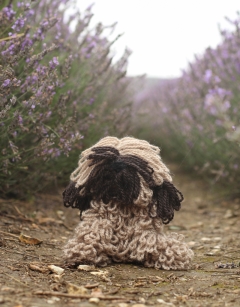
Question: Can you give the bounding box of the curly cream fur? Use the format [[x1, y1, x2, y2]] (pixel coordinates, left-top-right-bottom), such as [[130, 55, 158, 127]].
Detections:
[[64, 200, 193, 269], [63, 136, 194, 269]]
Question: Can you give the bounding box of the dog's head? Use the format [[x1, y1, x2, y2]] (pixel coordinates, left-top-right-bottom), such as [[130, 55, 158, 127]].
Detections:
[[63, 136, 183, 224]]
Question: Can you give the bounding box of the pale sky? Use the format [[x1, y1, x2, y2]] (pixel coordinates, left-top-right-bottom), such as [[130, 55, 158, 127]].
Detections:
[[77, 0, 240, 78]]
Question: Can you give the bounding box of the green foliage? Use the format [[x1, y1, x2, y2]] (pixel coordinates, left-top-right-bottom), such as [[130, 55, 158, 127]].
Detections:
[[0, 0, 132, 198]]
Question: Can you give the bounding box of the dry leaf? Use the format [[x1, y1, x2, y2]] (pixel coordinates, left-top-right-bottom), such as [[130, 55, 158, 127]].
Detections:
[[19, 233, 42, 245], [66, 283, 88, 295], [48, 265, 64, 275], [176, 295, 188, 302]]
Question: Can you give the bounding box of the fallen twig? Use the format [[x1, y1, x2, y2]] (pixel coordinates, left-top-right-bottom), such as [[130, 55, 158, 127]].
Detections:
[[0, 230, 19, 238], [206, 270, 237, 274], [1, 213, 34, 223], [105, 287, 120, 295], [84, 283, 99, 289], [0, 33, 24, 42], [14, 205, 27, 218], [0, 270, 31, 288], [1, 247, 39, 259], [34, 290, 132, 301]]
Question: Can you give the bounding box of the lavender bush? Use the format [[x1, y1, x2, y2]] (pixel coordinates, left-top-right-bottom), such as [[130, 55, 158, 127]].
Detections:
[[0, 0, 132, 197], [134, 13, 240, 191]]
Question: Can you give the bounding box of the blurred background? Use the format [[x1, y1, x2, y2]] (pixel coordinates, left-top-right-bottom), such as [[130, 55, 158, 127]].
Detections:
[[77, 0, 240, 78], [0, 0, 240, 198]]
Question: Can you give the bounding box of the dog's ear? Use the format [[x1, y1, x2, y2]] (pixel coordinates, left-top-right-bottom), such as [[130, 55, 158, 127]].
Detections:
[[152, 181, 183, 224], [63, 181, 91, 213]]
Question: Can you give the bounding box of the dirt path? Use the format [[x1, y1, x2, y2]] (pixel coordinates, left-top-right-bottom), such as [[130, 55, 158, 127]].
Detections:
[[0, 164, 240, 307]]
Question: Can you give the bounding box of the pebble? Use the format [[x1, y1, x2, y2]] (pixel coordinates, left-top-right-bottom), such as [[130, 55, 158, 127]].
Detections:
[[78, 264, 96, 271], [201, 237, 211, 242], [89, 297, 100, 304], [47, 297, 60, 304], [188, 241, 196, 246], [48, 265, 64, 275], [224, 209, 234, 218]]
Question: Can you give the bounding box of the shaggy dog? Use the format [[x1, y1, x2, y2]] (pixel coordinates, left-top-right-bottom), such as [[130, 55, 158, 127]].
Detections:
[[63, 136, 193, 270]]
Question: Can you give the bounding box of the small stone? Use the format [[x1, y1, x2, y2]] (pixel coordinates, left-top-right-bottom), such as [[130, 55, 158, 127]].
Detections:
[[48, 265, 64, 275], [188, 241, 196, 246], [224, 209, 234, 218], [78, 264, 96, 271], [205, 249, 220, 256], [47, 297, 60, 304], [201, 237, 211, 242], [89, 297, 100, 304]]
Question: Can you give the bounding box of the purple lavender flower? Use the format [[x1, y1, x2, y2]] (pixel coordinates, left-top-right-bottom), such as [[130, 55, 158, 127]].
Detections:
[[89, 98, 95, 105], [12, 17, 25, 32], [223, 100, 231, 110], [46, 111, 52, 118], [3, 6, 16, 20], [2, 79, 11, 87], [18, 115, 23, 125], [49, 57, 59, 69], [21, 34, 33, 49], [203, 69, 212, 83]]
